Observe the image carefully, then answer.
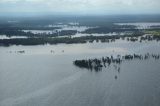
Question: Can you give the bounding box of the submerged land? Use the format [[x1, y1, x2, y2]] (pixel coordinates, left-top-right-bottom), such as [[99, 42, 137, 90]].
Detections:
[[1, 15, 160, 106], [1, 15, 160, 46]]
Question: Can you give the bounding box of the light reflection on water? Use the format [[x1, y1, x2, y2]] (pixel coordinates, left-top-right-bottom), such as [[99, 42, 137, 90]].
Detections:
[[0, 40, 160, 106], [0, 35, 28, 39], [22, 25, 95, 35], [115, 22, 160, 29]]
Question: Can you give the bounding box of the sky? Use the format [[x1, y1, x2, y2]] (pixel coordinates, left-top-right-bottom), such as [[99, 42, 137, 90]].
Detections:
[[0, 0, 160, 15]]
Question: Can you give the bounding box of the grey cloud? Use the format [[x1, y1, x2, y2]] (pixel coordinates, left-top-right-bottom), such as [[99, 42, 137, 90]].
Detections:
[[0, 0, 160, 14]]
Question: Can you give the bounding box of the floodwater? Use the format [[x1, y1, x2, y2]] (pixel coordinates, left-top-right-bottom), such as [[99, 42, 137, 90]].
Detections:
[[115, 22, 160, 29], [72, 32, 125, 38], [0, 40, 160, 106], [0, 35, 28, 39], [22, 24, 95, 35]]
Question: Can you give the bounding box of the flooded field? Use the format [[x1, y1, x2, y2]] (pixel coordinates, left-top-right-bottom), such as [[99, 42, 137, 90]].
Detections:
[[22, 23, 96, 35], [0, 35, 28, 39], [0, 39, 160, 106], [115, 22, 160, 29]]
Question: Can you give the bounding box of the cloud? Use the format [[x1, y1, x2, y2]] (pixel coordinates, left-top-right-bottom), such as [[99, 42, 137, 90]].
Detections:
[[0, 0, 160, 14]]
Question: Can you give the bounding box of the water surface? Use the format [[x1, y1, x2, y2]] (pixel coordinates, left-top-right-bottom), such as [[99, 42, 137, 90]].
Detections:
[[0, 40, 160, 106]]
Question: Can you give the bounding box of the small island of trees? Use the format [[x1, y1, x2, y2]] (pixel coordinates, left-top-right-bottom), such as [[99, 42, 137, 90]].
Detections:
[[73, 53, 160, 71]]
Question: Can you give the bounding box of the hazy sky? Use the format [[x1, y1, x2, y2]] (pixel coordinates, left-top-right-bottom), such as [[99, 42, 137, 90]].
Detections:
[[0, 0, 160, 15]]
